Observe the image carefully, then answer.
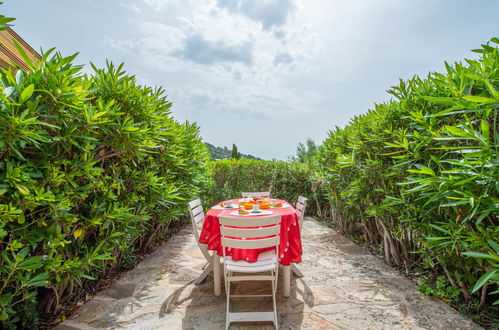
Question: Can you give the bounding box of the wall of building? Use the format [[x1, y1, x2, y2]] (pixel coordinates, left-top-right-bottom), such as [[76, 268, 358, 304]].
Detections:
[[0, 27, 40, 70]]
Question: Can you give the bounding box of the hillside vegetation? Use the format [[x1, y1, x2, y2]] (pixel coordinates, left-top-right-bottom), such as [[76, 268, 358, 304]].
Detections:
[[205, 142, 261, 160]]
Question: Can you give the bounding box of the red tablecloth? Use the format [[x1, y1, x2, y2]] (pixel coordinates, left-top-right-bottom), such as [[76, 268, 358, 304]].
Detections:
[[199, 199, 302, 266]]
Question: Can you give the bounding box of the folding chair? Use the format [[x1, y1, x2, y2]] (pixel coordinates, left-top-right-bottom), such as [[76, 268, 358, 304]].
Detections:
[[295, 196, 308, 230], [241, 191, 271, 198], [188, 199, 215, 284], [219, 215, 281, 329], [290, 196, 308, 278]]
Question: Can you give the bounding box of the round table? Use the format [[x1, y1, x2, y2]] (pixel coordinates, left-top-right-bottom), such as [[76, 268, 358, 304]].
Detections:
[[199, 198, 302, 297]]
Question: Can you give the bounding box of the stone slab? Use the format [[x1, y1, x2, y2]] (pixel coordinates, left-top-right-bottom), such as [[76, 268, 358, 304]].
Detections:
[[57, 217, 481, 330]]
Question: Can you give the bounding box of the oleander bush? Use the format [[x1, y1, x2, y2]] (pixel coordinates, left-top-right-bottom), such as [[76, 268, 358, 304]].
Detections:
[[317, 39, 498, 309], [204, 159, 329, 218], [0, 50, 209, 327]]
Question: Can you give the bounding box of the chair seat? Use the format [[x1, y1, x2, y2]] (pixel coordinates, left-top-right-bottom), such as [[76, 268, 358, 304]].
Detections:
[[225, 250, 277, 273]]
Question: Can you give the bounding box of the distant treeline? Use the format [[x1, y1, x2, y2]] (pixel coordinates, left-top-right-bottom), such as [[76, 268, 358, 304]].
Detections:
[[205, 142, 261, 160]]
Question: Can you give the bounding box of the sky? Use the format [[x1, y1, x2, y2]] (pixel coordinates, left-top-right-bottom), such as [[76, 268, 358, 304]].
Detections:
[[3, 0, 498, 160]]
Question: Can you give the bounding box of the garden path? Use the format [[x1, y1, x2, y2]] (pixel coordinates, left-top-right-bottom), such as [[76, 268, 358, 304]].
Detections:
[[56, 217, 480, 329]]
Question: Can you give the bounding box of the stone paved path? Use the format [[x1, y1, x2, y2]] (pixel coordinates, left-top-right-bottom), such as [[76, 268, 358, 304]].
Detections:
[[57, 217, 480, 329]]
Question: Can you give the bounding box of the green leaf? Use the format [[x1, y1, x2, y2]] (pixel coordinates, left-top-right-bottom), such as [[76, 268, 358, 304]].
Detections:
[[428, 223, 448, 234], [25, 272, 49, 287], [18, 256, 43, 270], [472, 269, 498, 293], [487, 240, 499, 254], [480, 120, 490, 143], [441, 200, 469, 207], [461, 252, 499, 261], [81, 274, 96, 280], [408, 167, 435, 176], [422, 96, 455, 104], [12, 39, 35, 69], [19, 84, 34, 103], [404, 183, 430, 193], [445, 126, 472, 138], [15, 184, 30, 195], [15, 70, 24, 85], [2, 86, 15, 97], [463, 95, 497, 103]]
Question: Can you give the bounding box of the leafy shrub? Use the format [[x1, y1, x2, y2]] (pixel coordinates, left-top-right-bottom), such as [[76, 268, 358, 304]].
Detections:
[[0, 51, 209, 327], [317, 39, 498, 308], [417, 276, 461, 303], [204, 159, 329, 218]]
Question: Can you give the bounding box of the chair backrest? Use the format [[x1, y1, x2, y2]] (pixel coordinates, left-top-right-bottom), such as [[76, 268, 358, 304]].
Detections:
[[241, 191, 271, 198], [219, 215, 281, 256], [188, 199, 211, 262], [295, 196, 308, 229]]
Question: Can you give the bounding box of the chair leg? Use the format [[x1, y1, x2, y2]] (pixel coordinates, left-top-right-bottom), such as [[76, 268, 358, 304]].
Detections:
[[226, 278, 231, 330], [223, 271, 229, 302], [291, 263, 304, 278], [202, 261, 209, 270], [213, 254, 221, 296], [272, 270, 278, 330], [195, 263, 212, 285], [283, 265, 290, 297]]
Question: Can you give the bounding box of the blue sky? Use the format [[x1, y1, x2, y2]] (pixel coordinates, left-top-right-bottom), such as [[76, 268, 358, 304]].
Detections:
[[3, 0, 498, 159]]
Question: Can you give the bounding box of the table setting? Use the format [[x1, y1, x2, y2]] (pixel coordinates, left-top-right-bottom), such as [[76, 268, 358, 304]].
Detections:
[[199, 196, 303, 297]]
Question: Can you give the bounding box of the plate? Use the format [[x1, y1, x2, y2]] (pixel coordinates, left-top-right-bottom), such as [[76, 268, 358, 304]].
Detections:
[[271, 203, 290, 208], [212, 205, 238, 210], [229, 210, 273, 216]]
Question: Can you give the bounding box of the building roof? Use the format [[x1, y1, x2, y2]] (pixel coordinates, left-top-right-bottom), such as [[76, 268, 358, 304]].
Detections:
[[0, 27, 41, 70]]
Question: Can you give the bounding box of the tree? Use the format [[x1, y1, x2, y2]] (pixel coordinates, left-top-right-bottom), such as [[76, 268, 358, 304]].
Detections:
[[231, 143, 241, 159], [294, 138, 317, 163]]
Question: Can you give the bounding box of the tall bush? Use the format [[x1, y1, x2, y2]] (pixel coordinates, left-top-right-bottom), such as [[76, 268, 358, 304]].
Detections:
[[317, 39, 498, 307], [0, 51, 209, 327], [205, 159, 329, 218]]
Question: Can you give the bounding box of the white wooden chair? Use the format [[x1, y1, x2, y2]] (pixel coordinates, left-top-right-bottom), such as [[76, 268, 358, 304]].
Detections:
[[290, 196, 308, 278], [188, 199, 214, 284], [219, 215, 281, 329], [241, 191, 271, 198], [295, 196, 308, 230]]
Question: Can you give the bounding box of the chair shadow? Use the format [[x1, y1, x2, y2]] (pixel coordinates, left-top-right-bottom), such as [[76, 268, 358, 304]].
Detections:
[[158, 267, 311, 329]]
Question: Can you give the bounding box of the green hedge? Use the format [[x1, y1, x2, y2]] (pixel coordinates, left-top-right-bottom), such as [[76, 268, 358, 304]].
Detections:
[[317, 39, 498, 307], [204, 159, 329, 217], [0, 51, 209, 327]]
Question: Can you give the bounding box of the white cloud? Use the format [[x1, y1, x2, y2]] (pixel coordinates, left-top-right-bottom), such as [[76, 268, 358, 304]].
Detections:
[[141, 0, 171, 12], [173, 34, 254, 66], [217, 0, 296, 31], [107, 0, 318, 120], [121, 2, 141, 13], [100, 0, 497, 159]]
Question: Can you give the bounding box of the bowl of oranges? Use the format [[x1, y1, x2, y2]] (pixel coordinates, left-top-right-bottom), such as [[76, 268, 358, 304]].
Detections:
[[237, 197, 272, 213]]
